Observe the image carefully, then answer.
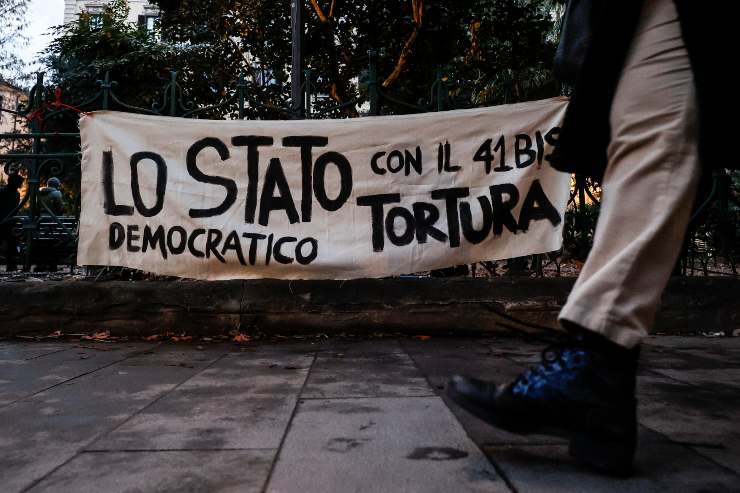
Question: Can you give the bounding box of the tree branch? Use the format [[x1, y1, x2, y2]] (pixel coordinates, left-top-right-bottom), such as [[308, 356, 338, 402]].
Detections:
[[227, 36, 259, 84], [309, 0, 329, 23], [0, 0, 26, 19], [328, 81, 358, 118], [382, 0, 424, 88]]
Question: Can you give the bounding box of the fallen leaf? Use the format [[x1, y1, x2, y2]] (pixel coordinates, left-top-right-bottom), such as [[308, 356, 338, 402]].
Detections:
[[233, 333, 251, 343], [414, 335, 431, 341], [82, 331, 110, 341], [170, 335, 193, 342]]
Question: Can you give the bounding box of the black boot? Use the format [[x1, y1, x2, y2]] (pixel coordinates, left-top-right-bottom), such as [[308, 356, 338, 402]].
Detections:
[[447, 329, 639, 476]]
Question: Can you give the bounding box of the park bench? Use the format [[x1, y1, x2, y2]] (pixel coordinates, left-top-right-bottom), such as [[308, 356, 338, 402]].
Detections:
[[11, 215, 78, 271]]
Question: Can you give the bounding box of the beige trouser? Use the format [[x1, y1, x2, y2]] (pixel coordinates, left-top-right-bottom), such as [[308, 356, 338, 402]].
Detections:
[[558, 0, 700, 349]]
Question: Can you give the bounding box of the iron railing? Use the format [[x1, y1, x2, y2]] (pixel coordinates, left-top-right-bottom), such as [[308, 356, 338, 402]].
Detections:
[[1, 51, 737, 276]]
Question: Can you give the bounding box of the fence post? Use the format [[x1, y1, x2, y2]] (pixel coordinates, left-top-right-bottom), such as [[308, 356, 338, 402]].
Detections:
[[101, 71, 111, 110], [23, 72, 45, 270], [168, 70, 178, 116], [503, 71, 513, 104], [290, 0, 304, 119], [237, 74, 246, 119], [367, 50, 379, 116], [304, 68, 312, 119], [435, 67, 446, 112], [716, 170, 732, 259]]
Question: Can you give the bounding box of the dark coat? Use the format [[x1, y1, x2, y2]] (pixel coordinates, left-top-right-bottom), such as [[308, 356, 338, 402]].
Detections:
[[38, 187, 65, 216], [550, 0, 739, 179], [0, 186, 20, 225]]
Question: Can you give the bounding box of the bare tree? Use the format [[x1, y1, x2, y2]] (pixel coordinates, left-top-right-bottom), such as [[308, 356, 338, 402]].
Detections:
[[0, 0, 30, 84]]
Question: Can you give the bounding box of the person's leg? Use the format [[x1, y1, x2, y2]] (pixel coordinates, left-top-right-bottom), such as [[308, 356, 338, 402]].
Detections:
[[6, 233, 18, 271], [447, 0, 699, 476], [0, 225, 17, 271], [559, 0, 700, 348]]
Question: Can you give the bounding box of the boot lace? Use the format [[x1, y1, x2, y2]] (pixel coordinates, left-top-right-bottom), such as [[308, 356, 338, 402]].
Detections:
[[511, 338, 589, 396]]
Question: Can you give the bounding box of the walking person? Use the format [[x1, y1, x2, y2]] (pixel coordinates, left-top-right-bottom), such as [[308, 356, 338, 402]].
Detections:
[[447, 0, 737, 476], [0, 174, 24, 271]]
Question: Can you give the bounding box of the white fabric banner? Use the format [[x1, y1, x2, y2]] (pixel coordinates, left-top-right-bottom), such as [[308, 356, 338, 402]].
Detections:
[[78, 97, 570, 280]]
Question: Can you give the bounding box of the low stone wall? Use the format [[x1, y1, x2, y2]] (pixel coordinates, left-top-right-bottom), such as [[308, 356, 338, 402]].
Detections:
[[0, 277, 737, 337]]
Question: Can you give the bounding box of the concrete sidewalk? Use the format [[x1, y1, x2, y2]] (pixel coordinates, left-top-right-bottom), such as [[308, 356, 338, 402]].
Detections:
[[1, 336, 738, 492]]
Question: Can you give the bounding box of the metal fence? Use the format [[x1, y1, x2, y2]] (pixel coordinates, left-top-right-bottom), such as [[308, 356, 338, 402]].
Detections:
[[1, 52, 738, 276]]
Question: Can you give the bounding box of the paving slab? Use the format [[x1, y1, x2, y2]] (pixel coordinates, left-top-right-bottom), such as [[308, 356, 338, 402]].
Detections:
[[635, 370, 695, 397], [643, 336, 740, 350], [485, 429, 739, 493], [313, 339, 409, 355], [638, 381, 740, 474], [401, 339, 522, 390], [90, 349, 313, 450], [266, 397, 506, 493], [403, 338, 567, 446], [639, 344, 735, 371], [676, 348, 740, 367], [303, 341, 432, 398], [2, 336, 739, 492], [472, 336, 547, 361], [652, 368, 740, 389], [0, 344, 143, 407], [28, 450, 274, 493], [640, 348, 740, 474], [0, 346, 224, 493], [0, 342, 70, 361]]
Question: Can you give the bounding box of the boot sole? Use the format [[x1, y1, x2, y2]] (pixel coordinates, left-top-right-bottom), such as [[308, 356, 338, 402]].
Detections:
[[445, 382, 539, 435], [569, 428, 635, 477], [446, 385, 635, 476]]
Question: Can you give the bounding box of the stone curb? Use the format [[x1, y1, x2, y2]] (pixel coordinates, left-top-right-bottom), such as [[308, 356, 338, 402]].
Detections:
[[0, 277, 737, 336]]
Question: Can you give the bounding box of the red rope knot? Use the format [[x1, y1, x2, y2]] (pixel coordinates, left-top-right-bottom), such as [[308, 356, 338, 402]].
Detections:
[[51, 87, 92, 115], [25, 87, 93, 127]]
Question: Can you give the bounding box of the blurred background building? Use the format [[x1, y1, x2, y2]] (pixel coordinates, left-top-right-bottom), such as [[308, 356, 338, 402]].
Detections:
[[63, 0, 159, 31]]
